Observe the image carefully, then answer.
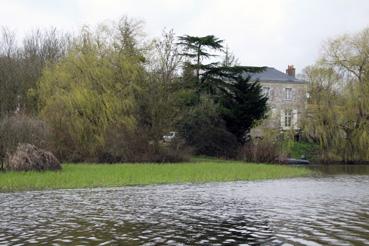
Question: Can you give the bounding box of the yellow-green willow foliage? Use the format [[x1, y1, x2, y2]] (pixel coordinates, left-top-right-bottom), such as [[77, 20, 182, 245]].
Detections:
[[303, 27, 369, 162], [303, 65, 344, 161], [37, 18, 146, 160]]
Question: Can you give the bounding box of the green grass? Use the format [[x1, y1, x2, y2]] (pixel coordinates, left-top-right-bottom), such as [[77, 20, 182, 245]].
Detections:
[[0, 160, 312, 192]]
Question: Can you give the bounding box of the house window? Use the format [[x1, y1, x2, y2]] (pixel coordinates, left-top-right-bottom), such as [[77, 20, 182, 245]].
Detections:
[[285, 88, 292, 100], [284, 109, 292, 127], [262, 87, 270, 97]]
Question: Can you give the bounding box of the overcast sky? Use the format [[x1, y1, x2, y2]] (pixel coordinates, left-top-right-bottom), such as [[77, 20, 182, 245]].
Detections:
[[1, 0, 369, 73]]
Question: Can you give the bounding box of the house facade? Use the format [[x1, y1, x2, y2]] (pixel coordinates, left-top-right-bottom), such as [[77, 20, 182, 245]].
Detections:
[[250, 65, 308, 137]]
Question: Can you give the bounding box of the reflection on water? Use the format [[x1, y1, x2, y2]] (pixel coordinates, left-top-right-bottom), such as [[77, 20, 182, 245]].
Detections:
[[309, 164, 369, 175], [1, 168, 369, 245]]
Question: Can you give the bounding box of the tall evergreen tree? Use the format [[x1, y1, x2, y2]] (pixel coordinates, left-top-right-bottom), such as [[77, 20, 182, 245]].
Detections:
[[200, 65, 267, 143], [178, 34, 268, 147], [178, 35, 223, 84], [219, 74, 268, 144]]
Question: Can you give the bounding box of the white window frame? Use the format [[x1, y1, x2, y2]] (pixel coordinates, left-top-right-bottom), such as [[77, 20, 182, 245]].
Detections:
[[284, 109, 292, 127], [285, 88, 292, 100]]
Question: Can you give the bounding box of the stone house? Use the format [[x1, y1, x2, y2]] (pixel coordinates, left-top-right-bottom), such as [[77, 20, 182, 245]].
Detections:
[[249, 65, 308, 137]]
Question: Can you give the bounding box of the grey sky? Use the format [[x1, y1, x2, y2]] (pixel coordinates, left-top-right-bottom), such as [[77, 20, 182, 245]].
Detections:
[[1, 0, 369, 73]]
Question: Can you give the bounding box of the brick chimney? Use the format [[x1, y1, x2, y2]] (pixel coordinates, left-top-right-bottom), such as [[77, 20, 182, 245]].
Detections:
[[286, 65, 296, 77]]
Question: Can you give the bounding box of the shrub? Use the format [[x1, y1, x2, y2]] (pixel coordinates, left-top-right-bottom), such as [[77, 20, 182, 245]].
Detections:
[[239, 140, 282, 163], [187, 125, 239, 158], [5, 143, 61, 171], [283, 140, 319, 161], [99, 126, 191, 163], [239, 130, 284, 163], [157, 137, 192, 163], [178, 95, 239, 158], [0, 114, 50, 168]]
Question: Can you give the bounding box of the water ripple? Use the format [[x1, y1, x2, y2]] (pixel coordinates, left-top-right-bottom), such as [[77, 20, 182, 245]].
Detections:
[[0, 175, 369, 245]]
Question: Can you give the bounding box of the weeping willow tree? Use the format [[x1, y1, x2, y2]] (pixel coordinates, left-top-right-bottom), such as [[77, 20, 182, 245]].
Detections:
[[303, 27, 369, 163], [37, 18, 145, 160], [303, 65, 344, 161]]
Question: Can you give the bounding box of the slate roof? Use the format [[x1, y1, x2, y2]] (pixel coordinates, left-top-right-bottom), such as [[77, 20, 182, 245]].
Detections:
[[245, 67, 305, 83]]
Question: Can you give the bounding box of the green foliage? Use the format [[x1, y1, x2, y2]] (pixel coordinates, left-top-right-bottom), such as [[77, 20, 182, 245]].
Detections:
[[198, 65, 268, 145], [1, 22, 269, 162], [285, 141, 319, 160], [303, 27, 369, 162], [199, 65, 265, 94], [100, 29, 193, 163], [178, 35, 224, 83], [177, 96, 238, 157], [178, 35, 223, 61], [218, 73, 268, 144], [302, 67, 342, 161], [135, 72, 180, 145], [178, 35, 268, 153], [37, 21, 143, 161]]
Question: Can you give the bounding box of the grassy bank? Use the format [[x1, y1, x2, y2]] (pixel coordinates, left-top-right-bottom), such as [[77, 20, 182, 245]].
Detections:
[[285, 141, 319, 161], [0, 160, 312, 192]]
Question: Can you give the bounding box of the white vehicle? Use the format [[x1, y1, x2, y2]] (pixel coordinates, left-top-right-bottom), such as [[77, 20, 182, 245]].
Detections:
[[163, 131, 176, 142]]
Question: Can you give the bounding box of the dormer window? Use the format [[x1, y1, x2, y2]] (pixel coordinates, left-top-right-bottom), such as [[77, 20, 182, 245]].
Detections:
[[285, 88, 292, 100]]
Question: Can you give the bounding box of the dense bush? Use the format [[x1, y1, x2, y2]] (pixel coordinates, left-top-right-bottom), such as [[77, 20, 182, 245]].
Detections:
[[282, 140, 319, 161], [99, 125, 191, 163], [187, 125, 239, 158], [178, 96, 239, 158], [239, 140, 282, 163], [239, 130, 284, 163], [0, 114, 50, 166]]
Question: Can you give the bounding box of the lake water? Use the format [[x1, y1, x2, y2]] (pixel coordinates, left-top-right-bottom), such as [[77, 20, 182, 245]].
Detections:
[[1, 166, 369, 245]]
